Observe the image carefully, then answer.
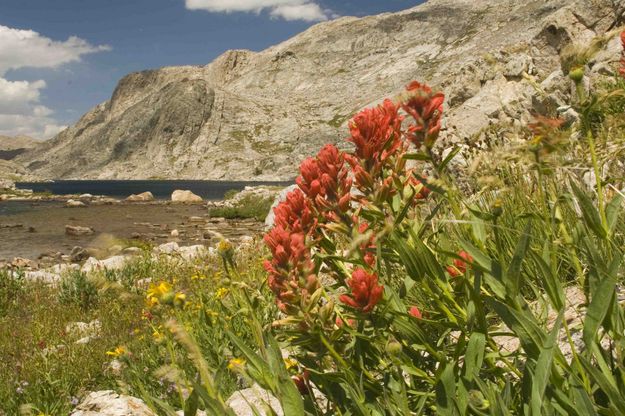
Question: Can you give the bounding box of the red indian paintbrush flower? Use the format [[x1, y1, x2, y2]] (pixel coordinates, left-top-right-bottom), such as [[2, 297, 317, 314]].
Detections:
[[348, 99, 404, 165], [402, 81, 445, 148], [409, 306, 422, 319], [263, 226, 318, 314], [339, 268, 384, 313], [272, 188, 317, 235], [446, 250, 473, 277], [297, 144, 352, 215]]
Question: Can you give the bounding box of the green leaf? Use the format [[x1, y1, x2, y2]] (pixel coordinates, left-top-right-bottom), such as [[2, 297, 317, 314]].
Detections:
[[582, 257, 619, 346], [463, 332, 486, 381], [439, 146, 462, 172], [490, 299, 545, 358], [530, 312, 562, 415], [578, 356, 625, 414], [184, 389, 199, 416], [266, 336, 306, 416], [531, 248, 564, 310], [506, 221, 532, 298], [436, 360, 457, 416], [569, 180, 607, 239], [403, 152, 431, 161], [606, 192, 624, 234]]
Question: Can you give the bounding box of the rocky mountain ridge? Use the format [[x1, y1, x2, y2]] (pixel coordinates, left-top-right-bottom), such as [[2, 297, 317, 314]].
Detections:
[[16, 0, 625, 180]]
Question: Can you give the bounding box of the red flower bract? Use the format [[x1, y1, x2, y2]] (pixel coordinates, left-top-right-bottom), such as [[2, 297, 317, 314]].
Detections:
[[339, 268, 384, 313], [272, 188, 316, 235], [348, 99, 403, 165], [263, 226, 317, 313], [409, 306, 422, 319], [296, 144, 352, 215], [446, 250, 473, 277], [402, 81, 445, 148]]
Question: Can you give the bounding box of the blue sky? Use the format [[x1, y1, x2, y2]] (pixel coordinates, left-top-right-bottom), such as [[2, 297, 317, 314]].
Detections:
[[0, 0, 422, 139]]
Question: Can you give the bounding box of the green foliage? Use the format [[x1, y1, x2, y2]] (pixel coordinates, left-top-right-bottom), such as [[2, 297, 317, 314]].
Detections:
[[209, 193, 274, 221], [223, 189, 239, 200], [0, 268, 24, 317], [58, 270, 99, 309]]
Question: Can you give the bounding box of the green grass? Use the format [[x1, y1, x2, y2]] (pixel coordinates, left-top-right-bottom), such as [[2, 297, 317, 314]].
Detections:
[[209, 193, 274, 221], [0, 247, 274, 415]]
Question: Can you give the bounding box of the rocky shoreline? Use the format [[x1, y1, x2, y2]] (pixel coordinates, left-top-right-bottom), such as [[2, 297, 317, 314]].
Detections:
[[0, 185, 283, 269]]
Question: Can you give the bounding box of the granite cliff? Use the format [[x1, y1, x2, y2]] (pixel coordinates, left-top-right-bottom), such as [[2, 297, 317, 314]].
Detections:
[[17, 0, 625, 180]]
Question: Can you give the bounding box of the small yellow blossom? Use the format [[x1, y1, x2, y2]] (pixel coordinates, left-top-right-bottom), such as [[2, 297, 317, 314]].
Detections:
[[227, 357, 246, 371], [106, 346, 126, 357], [147, 281, 172, 300], [284, 357, 298, 370], [217, 239, 234, 263], [146, 296, 159, 308], [152, 330, 164, 342], [191, 272, 207, 281], [215, 287, 229, 299]]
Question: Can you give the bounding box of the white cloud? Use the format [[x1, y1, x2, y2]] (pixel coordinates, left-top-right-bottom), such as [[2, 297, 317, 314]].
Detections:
[[0, 25, 111, 76], [0, 78, 46, 114], [0, 25, 110, 139], [0, 113, 66, 139], [185, 0, 330, 21]]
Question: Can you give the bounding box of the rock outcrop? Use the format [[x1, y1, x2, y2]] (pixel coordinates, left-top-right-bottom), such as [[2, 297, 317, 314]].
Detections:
[[125, 191, 155, 202], [17, 0, 624, 181], [171, 189, 202, 202], [0, 135, 37, 160]]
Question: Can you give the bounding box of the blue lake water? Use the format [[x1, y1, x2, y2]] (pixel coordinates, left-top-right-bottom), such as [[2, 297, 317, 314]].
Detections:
[[15, 180, 292, 200]]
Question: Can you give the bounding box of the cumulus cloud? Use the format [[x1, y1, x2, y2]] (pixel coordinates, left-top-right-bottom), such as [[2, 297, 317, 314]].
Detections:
[[0, 25, 110, 139], [185, 0, 330, 22], [0, 25, 111, 76]]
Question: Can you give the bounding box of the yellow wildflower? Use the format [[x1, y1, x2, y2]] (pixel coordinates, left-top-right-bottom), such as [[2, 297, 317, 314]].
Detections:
[[191, 272, 207, 281], [227, 357, 246, 371], [284, 357, 298, 370], [152, 330, 164, 342], [215, 287, 229, 299], [147, 281, 172, 300], [146, 296, 159, 308], [173, 292, 187, 308], [106, 346, 126, 357]]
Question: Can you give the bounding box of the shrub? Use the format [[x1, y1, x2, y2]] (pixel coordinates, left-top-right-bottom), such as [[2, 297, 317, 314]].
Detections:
[[58, 270, 99, 309], [0, 268, 24, 317], [209, 193, 275, 221]]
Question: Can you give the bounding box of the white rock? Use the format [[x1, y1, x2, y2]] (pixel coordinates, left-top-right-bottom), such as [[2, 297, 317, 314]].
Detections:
[[155, 242, 180, 254], [171, 189, 202, 203], [107, 359, 124, 376], [70, 390, 156, 416], [66, 320, 102, 339], [66, 199, 87, 208], [66, 225, 95, 236], [81, 257, 104, 273], [171, 229, 180, 238], [49, 263, 80, 274], [178, 245, 207, 260], [24, 270, 61, 285], [226, 384, 283, 416], [100, 255, 128, 270], [122, 247, 143, 256], [125, 192, 155, 202]]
